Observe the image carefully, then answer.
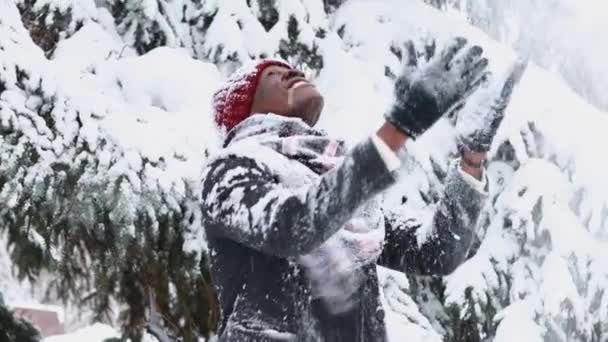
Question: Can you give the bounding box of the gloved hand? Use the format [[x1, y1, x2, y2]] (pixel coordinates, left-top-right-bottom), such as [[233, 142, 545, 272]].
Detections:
[[457, 58, 529, 153], [386, 37, 489, 139]]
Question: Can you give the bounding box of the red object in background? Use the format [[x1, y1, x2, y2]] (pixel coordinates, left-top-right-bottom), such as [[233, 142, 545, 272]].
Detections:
[[12, 305, 65, 337]]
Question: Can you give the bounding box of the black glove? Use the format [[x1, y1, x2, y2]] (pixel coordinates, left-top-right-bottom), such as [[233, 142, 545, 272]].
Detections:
[[458, 58, 529, 153], [386, 37, 489, 139]]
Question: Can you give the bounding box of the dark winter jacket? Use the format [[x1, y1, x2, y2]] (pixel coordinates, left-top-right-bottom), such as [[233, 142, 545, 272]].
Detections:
[[201, 114, 488, 341]]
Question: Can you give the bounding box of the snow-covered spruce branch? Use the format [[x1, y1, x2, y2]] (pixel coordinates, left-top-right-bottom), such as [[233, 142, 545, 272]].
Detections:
[[1, 2, 217, 339]]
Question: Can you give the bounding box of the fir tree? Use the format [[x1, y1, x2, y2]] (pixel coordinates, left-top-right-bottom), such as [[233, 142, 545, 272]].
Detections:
[[107, 0, 199, 55], [2, 2, 218, 340], [16, 0, 91, 56], [323, 0, 346, 14]]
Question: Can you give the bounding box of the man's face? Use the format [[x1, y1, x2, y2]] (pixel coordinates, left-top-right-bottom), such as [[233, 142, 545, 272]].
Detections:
[[250, 65, 324, 127]]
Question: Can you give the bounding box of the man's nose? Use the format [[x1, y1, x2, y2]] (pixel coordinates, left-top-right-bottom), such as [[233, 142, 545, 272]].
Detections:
[[283, 69, 306, 80]]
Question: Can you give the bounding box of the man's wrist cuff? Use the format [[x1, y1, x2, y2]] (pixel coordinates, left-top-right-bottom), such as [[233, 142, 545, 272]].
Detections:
[[461, 155, 485, 168], [385, 107, 420, 140], [457, 159, 488, 194], [371, 134, 402, 172]]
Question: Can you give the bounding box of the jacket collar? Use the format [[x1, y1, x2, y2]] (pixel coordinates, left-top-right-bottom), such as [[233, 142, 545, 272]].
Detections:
[[223, 113, 327, 147]]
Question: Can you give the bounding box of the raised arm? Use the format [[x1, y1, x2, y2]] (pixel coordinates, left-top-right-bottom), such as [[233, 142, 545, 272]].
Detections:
[[378, 57, 528, 275], [378, 161, 488, 275], [201, 138, 395, 258]]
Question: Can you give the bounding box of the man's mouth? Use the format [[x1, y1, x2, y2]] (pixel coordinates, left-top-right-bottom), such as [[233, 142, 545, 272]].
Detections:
[[292, 81, 314, 90], [287, 77, 313, 90]]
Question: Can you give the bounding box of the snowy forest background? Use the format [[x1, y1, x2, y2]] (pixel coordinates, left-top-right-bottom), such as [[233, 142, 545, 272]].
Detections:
[[1, 0, 608, 341]]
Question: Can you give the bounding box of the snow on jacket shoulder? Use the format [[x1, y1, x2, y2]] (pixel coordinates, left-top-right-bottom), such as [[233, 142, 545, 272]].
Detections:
[[201, 114, 396, 258]]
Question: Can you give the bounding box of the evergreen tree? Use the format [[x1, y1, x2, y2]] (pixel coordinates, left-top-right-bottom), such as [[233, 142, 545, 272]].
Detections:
[[323, 0, 346, 14], [105, 0, 328, 74], [107, 0, 201, 55], [16, 0, 97, 56], [2, 1, 218, 340]]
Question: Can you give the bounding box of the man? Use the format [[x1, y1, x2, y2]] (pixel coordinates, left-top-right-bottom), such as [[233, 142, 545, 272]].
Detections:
[[201, 37, 525, 341]]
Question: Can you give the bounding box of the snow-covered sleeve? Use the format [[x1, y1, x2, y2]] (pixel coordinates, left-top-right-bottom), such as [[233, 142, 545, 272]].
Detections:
[[378, 160, 488, 275], [201, 138, 397, 258]]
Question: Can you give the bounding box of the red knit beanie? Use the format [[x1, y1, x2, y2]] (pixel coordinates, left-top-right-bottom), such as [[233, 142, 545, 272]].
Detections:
[[213, 59, 292, 132]]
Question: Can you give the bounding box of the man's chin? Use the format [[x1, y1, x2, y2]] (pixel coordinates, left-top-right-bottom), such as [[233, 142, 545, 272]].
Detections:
[[290, 96, 324, 127], [307, 102, 322, 127], [308, 111, 321, 127]]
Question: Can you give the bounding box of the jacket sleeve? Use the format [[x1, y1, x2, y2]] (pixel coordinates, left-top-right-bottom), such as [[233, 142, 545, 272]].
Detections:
[[377, 159, 488, 275], [201, 138, 396, 258]]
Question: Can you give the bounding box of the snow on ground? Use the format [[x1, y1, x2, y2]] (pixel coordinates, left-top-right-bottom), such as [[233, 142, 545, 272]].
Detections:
[[42, 323, 118, 342]]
